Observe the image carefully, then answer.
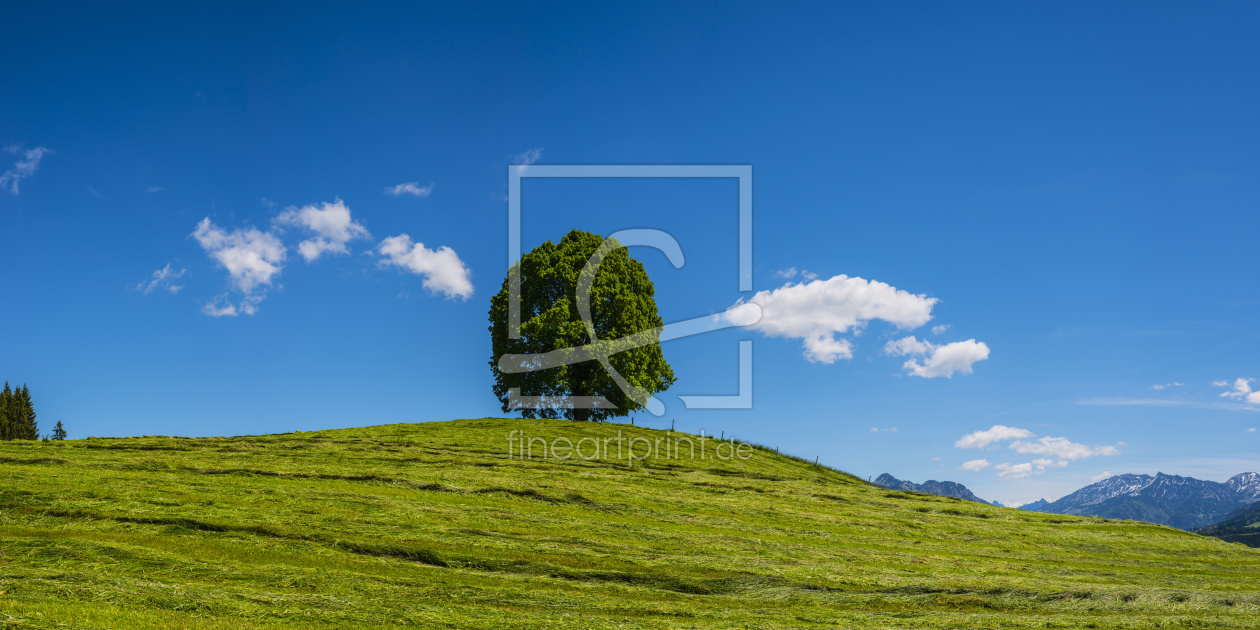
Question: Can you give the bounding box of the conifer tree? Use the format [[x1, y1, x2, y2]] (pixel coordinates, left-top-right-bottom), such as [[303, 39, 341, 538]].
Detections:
[[51, 420, 67, 441], [0, 382, 13, 441], [14, 384, 37, 440]]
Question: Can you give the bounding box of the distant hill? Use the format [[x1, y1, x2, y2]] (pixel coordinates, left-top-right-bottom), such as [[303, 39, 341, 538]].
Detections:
[[873, 473, 996, 505], [1196, 501, 1260, 547], [1021, 472, 1259, 530]]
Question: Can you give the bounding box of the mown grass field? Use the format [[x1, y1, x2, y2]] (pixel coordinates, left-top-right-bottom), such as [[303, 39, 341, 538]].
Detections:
[[2, 418, 1258, 629]]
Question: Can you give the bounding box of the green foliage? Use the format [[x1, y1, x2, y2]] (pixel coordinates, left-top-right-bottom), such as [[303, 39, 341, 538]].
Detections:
[[51, 419, 67, 441], [0, 382, 39, 440], [1, 418, 1258, 628], [0, 381, 10, 440], [13, 383, 38, 440], [488, 230, 676, 421]]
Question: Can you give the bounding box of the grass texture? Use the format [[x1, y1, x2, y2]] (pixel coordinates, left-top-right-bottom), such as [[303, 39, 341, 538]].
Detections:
[[1, 418, 1259, 628]]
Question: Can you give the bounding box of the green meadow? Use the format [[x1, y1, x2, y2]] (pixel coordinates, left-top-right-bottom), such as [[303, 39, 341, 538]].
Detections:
[[1, 418, 1258, 629]]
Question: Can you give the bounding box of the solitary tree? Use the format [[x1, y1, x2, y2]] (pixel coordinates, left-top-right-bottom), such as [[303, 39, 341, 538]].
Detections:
[[51, 420, 67, 441], [488, 230, 675, 421]]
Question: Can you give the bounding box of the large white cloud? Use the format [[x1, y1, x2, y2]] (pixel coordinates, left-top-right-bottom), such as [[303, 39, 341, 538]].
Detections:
[[1, 146, 52, 194], [192, 218, 286, 316], [274, 199, 371, 262], [720, 275, 937, 363], [377, 234, 473, 300]]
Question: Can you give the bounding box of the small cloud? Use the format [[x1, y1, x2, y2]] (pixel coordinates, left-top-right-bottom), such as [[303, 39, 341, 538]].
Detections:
[[0, 146, 52, 194], [1216, 377, 1260, 404], [772, 267, 818, 281], [87, 186, 104, 198], [932, 456, 942, 461], [192, 218, 286, 316], [995, 462, 1036, 480], [931, 324, 950, 335], [1010, 436, 1120, 461], [1150, 382, 1183, 390], [902, 339, 990, 379], [146, 185, 165, 194], [870, 427, 879, 432], [512, 148, 543, 175], [376, 234, 473, 300], [1248, 428, 1256, 433], [960, 459, 990, 471], [137, 264, 187, 295], [955, 425, 1036, 449], [274, 198, 371, 262], [385, 181, 434, 198], [1091, 471, 1113, 482]]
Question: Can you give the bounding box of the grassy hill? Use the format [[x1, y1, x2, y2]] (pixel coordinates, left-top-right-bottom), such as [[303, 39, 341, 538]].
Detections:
[[2, 418, 1259, 629]]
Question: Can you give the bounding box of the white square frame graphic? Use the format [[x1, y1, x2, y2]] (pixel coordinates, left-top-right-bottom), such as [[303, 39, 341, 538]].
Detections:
[[507, 164, 754, 410]]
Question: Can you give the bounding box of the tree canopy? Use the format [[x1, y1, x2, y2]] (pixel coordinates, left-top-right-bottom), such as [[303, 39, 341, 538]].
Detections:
[[488, 230, 675, 421]]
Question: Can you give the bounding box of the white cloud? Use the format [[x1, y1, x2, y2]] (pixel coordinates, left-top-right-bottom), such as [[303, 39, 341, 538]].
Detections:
[[512, 148, 543, 175], [1150, 382, 1183, 390], [137, 264, 187, 295], [1248, 428, 1256, 433], [885, 335, 935, 356], [1091, 471, 1113, 482], [931, 324, 950, 335], [274, 198, 371, 262], [146, 185, 164, 194], [1031, 458, 1069, 469], [201, 294, 264, 317], [1010, 436, 1120, 461], [960, 459, 990, 471], [903, 339, 990, 378], [376, 234, 473, 300], [1, 146, 52, 194], [995, 462, 1035, 480], [385, 182, 433, 198], [996, 458, 1070, 480], [192, 218, 286, 316], [719, 274, 937, 364], [955, 425, 1121, 479], [773, 267, 798, 279], [1216, 377, 1260, 404], [955, 425, 1035, 449]]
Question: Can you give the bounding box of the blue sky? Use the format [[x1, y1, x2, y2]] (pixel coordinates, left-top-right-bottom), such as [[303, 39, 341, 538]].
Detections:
[[2, 2, 1258, 505]]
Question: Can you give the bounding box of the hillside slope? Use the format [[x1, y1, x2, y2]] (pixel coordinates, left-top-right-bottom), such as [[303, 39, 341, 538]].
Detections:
[[1198, 501, 1260, 548], [1, 418, 1258, 629]]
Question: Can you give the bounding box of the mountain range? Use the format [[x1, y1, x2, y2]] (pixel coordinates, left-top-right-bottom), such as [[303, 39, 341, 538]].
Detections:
[[1019, 472, 1260, 531], [873, 473, 998, 506]]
